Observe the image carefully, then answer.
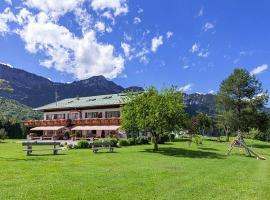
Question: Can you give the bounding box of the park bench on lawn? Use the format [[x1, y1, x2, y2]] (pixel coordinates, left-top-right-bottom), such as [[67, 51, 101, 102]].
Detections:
[[22, 141, 62, 156], [92, 142, 114, 153]]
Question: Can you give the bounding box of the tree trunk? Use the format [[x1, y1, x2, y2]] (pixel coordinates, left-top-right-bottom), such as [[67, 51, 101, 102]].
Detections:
[[152, 133, 159, 152], [225, 129, 229, 142]]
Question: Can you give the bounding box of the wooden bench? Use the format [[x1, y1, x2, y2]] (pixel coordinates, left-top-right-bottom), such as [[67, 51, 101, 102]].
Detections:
[[22, 141, 62, 156], [92, 142, 114, 153]]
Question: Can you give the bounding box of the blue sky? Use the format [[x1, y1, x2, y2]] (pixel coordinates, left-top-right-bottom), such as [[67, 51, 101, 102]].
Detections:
[[0, 0, 269, 95]]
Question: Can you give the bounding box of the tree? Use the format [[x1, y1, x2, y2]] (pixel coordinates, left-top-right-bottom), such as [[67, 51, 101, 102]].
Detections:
[[216, 111, 234, 142], [121, 87, 186, 151], [196, 113, 211, 135], [216, 68, 268, 135], [0, 79, 13, 92]]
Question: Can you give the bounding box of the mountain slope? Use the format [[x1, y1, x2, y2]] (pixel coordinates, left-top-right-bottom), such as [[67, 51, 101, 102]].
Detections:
[[0, 97, 42, 120], [0, 64, 143, 108]]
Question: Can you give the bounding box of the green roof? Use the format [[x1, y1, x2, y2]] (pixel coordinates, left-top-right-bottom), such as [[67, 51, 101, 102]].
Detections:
[[35, 93, 128, 111]]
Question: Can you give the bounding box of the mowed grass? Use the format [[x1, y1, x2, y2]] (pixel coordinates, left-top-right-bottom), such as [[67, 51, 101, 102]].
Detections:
[[0, 138, 270, 200]]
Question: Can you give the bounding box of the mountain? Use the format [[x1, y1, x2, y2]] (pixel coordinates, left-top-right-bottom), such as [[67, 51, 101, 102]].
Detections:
[[0, 97, 42, 120], [0, 64, 143, 108], [184, 93, 216, 116]]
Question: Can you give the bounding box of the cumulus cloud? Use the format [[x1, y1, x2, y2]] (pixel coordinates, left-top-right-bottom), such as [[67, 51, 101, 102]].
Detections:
[[95, 21, 106, 33], [151, 36, 163, 52], [91, 0, 128, 17], [203, 22, 215, 32], [250, 64, 268, 75], [177, 84, 193, 93], [0, 7, 16, 33], [166, 31, 173, 39]]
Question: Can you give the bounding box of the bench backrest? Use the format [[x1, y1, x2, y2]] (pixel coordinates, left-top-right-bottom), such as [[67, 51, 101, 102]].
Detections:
[[22, 141, 61, 146], [92, 142, 112, 147]]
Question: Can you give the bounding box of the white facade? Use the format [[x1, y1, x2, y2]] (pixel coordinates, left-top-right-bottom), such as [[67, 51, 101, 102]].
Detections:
[[44, 107, 121, 120]]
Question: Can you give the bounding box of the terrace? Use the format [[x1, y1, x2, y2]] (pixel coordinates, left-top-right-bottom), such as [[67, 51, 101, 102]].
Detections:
[[23, 118, 121, 128]]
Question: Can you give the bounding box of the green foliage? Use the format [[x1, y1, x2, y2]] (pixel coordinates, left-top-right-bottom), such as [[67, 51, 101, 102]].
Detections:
[[244, 128, 270, 141], [118, 139, 129, 146], [216, 68, 269, 132], [193, 134, 203, 145], [121, 86, 186, 151], [77, 140, 89, 149], [136, 136, 149, 145], [196, 113, 212, 135], [0, 98, 42, 120], [0, 79, 13, 92], [127, 137, 136, 145], [0, 128, 7, 140]]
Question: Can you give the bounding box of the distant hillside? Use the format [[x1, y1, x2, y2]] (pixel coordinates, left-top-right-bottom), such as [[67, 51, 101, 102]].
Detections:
[[0, 97, 42, 120], [0, 63, 143, 108], [184, 93, 216, 116]]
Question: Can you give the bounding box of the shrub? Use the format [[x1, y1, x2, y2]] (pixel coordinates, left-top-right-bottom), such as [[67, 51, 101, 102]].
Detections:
[[77, 140, 89, 149], [108, 138, 118, 147], [159, 135, 169, 144], [67, 144, 74, 149], [128, 137, 136, 145], [137, 136, 149, 145], [193, 134, 203, 145], [118, 139, 129, 146]]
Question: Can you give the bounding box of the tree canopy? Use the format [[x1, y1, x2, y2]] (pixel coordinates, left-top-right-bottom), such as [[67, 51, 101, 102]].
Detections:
[[216, 68, 269, 133], [121, 87, 186, 151]]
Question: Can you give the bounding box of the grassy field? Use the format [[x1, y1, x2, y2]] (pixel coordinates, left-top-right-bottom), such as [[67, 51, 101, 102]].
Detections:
[[0, 138, 270, 200]]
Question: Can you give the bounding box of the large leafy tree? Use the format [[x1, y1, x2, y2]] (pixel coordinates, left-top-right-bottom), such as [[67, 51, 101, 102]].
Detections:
[[216, 68, 268, 135], [196, 113, 211, 135], [121, 87, 186, 151]]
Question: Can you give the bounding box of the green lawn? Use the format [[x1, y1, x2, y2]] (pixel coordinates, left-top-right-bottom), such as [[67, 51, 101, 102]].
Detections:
[[0, 138, 270, 200]]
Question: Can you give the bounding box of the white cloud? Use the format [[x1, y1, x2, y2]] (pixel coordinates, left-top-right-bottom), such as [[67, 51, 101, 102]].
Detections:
[[138, 8, 143, 14], [190, 42, 209, 58], [121, 42, 130, 58], [4, 0, 12, 5], [0, 7, 16, 33], [203, 22, 215, 32], [250, 64, 268, 75], [95, 21, 106, 33], [190, 43, 200, 53], [208, 90, 215, 94], [151, 36, 163, 52], [24, 0, 84, 20], [178, 84, 193, 93], [91, 0, 128, 17], [166, 31, 173, 39], [133, 17, 141, 24], [183, 65, 190, 69]]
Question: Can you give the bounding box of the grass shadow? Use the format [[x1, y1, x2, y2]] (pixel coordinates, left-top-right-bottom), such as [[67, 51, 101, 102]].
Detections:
[[198, 147, 219, 151], [142, 147, 225, 159], [249, 144, 270, 149], [92, 151, 119, 154]]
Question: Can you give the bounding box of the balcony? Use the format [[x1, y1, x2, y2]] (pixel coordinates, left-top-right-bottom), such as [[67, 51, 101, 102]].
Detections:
[[23, 118, 121, 128]]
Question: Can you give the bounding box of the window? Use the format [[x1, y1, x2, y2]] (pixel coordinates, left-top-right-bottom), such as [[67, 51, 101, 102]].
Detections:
[[71, 113, 79, 119], [85, 112, 99, 119], [105, 111, 120, 118], [46, 114, 54, 120]]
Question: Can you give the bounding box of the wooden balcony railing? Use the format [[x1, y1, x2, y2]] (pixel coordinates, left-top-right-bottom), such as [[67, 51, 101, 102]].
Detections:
[[23, 118, 121, 128]]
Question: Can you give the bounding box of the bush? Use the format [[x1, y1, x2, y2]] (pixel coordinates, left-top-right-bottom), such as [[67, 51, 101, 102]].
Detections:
[[77, 140, 89, 149], [118, 139, 129, 146], [245, 128, 270, 141], [136, 136, 149, 145], [108, 138, 118, 147], [128, 137, 136, 145], [193, 134, 203, 145]]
